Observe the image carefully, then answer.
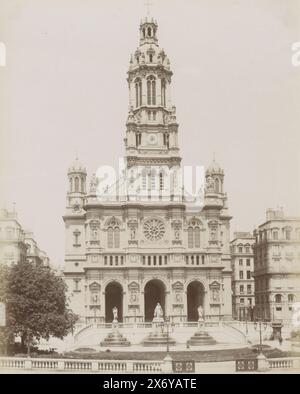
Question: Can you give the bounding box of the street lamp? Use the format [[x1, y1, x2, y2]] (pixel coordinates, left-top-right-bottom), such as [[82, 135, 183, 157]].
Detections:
[[164, 317, 175, 354], [254, 319, 268, 354]]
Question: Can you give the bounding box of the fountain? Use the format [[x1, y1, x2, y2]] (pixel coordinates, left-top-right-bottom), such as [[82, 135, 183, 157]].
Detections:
[[187, 306, 217, 346], [100, 307, 131, 347], [142, 303, 176, 347]]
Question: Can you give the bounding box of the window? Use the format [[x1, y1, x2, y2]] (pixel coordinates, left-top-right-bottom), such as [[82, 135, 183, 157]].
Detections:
[[147, 27, 151, 36], [239, 271, 243, 280], [136, 132, 141, 147], [240, 285, 244, 294], [194, 227, 200, 248], [114, 228, 120, 248], [75, 177, 79, 192], [107, 228, 113, 248], [147, 76, 156, 105], [288, 294, 294, 303], [240, 298, 244, 304], [74, 279, 80, 292], [246, 271, 251, 279], [215, 178, 219, 193], [73, 230, 81, 246], [248, 298, 252, 306], [188, 225, 200, 248], [161, 79, 166, 107], [163, 133, 169, 148], [285, 227, 292, 240], [69, 178, 73, 192], [149, 54, 153, 62], [273, 231, 278, 240], [238, 246, 243, 253], [239, 259, 243, 266], [275, 294, 282, 303], [273, 245, 280, 256], [246, 259, 251, 266], [245, 246, 250, 253], [247, 284, 251, 294], [188, 227, 193, 248], [135, 78, 142, 107], [107, 226, 120, 248]]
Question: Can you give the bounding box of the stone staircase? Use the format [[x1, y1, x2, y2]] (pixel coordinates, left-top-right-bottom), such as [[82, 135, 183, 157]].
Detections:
[[71, 322, 248, 349]]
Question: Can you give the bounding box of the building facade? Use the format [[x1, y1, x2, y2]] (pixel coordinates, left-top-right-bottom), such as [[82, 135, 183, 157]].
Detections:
[[0, 208, 27, 266], [0, 208, 49, 267], [63, 17, 233, 324], [230, 232, 255, 321], [253, 208, 300, 322]]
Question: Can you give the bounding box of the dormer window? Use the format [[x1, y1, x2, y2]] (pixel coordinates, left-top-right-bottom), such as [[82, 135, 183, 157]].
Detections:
[[143, 28, 145, 38], [149, 54, 153, 63], [148, 27, 152, 37]]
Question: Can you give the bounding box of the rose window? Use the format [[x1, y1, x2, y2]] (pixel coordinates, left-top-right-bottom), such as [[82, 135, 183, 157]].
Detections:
[[143, 218, 165, 241]]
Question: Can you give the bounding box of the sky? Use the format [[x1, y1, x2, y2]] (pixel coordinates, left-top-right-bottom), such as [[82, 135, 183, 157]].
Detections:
[[0, 0, 300, 267]]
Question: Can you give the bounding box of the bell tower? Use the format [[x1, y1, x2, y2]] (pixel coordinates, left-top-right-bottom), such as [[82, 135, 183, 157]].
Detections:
[[125, 17, 181, 171]]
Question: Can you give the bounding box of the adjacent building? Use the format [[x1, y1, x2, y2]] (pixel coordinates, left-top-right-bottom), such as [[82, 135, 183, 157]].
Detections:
[[0, 208, 27, 266], [230, 232, 255, 320], [253, 208, 300, 322], [63, 16, 233, 324], [0, 207, 49, 267]]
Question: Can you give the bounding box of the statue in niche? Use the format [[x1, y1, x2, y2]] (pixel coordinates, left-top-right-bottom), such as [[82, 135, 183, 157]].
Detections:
[[92, 293, 98, 304], [210, 226, 217, 241], [176, 293, 182, 303], [153, 303, 163, 320], [130, 291, 138, 303], [198, 305, 204, 321], [174, 230, 180, 240], [112, 306, 118, 322], [130, 227, 136, 240], [91, 228, 98, 241]]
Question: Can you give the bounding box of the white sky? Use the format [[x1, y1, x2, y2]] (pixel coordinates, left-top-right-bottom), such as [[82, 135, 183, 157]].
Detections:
[[0, 0, 300, 267]]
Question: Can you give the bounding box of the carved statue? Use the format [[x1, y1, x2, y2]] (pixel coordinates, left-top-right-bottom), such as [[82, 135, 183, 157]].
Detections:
[[154, 303, 163, 320], [198, 305, 204, 321], [112, 306, 118, 322], [130, 227, 136, 240]]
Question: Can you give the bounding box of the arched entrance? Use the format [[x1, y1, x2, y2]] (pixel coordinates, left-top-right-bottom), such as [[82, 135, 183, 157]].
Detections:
[[187, 281, 205, 321], [105, 282, 123, 323], [144, 279, 166, 322]]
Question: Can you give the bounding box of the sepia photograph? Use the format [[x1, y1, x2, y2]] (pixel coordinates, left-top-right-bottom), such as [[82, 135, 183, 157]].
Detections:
[[0, 0, 300, 381]]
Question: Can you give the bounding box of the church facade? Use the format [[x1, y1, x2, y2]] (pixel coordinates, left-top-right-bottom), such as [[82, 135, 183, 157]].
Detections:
[[63, 17, 233, 324]]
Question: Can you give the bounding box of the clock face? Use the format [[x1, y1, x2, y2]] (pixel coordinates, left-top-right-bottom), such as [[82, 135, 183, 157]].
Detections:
[[147, 133, 158, 145]]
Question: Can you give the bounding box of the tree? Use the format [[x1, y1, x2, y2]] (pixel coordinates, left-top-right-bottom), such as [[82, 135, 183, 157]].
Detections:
[[0, 261, 78, 355]]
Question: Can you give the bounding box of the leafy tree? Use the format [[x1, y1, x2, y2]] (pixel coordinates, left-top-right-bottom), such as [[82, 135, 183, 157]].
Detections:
[[0, 261, 78, 355]]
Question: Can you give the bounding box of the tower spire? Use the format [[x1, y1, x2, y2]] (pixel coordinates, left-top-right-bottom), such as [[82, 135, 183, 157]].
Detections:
[[145, 0, 154, 16]]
